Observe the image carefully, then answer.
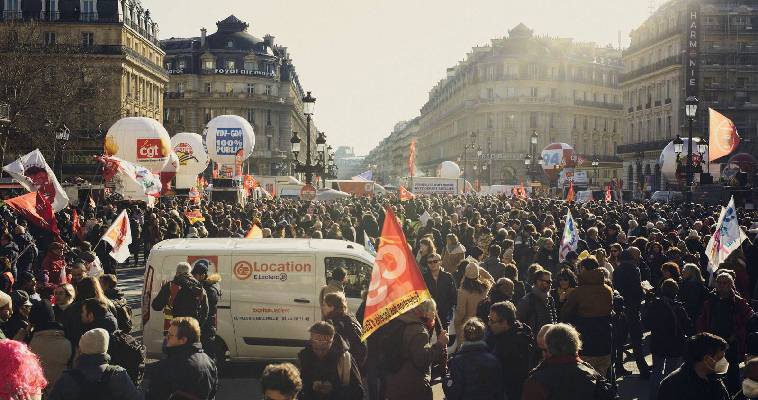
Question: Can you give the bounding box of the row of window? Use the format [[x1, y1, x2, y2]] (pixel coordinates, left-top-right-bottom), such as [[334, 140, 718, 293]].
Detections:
[[628, 115, 674, 144], [481, 63, 619, 85], [166, 58, 276, 74], [623, 78, 676, 109], [626, 41, 679, 72], [170, 82, 276, 96], [125, 73, 161, 106]]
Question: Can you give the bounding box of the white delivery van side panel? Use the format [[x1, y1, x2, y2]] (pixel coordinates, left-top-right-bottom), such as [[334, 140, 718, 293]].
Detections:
[[142, 253, 166, 359], [230, 253, 317, 360]]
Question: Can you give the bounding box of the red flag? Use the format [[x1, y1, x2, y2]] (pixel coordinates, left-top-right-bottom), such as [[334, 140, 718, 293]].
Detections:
[[245, 224, 263, 239], [566, 180, 575, 202], [518, 180, 527, 199], [101, 210, 132, 263], [72, 209, 85, 241], [212, 162, 219, 179], [408, 139, 416, 178], [4, 192, 60, 236], [361, 207, 432, 340], [709, 108, 741, 162], [605, 185, 612, 202], [399, 185, 415, 201]]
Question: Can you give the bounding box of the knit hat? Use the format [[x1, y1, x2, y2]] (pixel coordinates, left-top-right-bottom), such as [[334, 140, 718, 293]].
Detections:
[[79, 328, 109, 355], [191, 260, 209, 276], [175, 262, 191, 276], [464, 263, 480, 280], [0, 291, 10, 309]]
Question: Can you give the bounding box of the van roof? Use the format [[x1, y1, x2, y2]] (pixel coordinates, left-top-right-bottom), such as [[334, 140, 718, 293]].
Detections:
[[151, 238, 372, 256]]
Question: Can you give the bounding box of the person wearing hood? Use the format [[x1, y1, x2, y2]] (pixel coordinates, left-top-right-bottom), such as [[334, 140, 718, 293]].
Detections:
[[453, 263, 491, 351], [151, 262, 209, 330], [47, 328, 141, 400], [561, 256, 613, 377], [643, 279, 691, 400], [487, 301, 535, 400], [735, 357, 758, 400], [657, 332, 731, 400], [441, 233, 466, 275], [28, 300, 72, 390], [443, 317, 503, 400], [191, 261, 222, 359], [298, 321, 365, 400], [144, 317, 218, 400]]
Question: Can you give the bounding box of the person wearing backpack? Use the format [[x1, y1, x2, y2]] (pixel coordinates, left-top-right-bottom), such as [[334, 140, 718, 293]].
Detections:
[[384, 299, 448, 400], [144, 317, 218, 400], [522, 323, 616, 400], [191, 261, 221, 359], [100, 274, 133, 333], [322, 292, 366, 369], [298, 321, 364, 400], [151, 262, 208, 333], [443, 317, 503, 400], [47, 328, 141, 400], [487, 300, 535, 400]]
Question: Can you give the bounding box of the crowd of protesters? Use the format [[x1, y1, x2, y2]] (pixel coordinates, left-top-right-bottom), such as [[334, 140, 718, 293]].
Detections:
[[1, 191, 758, 399]]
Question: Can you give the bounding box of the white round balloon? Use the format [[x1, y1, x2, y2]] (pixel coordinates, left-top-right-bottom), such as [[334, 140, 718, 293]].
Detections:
[[438, 161, 461, 178], [204, 115, 255, 165], [170, 132, 209, 177], [658, 137, 708, 183], [104, 117, 171, 172]]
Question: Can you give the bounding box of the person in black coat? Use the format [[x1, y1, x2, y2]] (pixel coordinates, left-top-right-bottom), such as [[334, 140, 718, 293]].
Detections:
[[487, 301, 535, 400], [192, 262, 222, 359], [444, 318, 503, 400], [657, 332, 731, 400], [643, 279, 690, 400], [298, 321, 364, 400], [145, 317, 218, 400], [152, 262, 208, 328], [422, 253, 457, 329], [322, 292, 366, 370], [679, 263, 709, 325], [612, 247, 651, 377]]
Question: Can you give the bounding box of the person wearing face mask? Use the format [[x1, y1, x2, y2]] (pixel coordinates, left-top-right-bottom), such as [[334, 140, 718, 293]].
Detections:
[[298, 321, 364, 400], [657, 332, 731, 400], [697, 272, 754, 394]]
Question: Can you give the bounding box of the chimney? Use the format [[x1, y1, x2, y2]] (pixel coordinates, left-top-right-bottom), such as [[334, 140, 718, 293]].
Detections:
[[200, 27, 207, 47], [264, 34, 275, 47]]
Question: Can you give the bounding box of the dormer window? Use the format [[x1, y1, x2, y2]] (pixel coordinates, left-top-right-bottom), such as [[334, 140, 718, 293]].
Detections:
[[225, 60, 236, 70], [227, 41, 234, 48], [203, 59, 214, 70]]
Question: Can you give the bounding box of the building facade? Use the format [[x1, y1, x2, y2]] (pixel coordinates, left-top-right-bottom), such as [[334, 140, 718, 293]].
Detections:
[[333, 146, 365, 180], [390, 24, 625, 187], [620, 0, 758, 193], [161, 15, 318, 176], [0, 0, 168, 177]]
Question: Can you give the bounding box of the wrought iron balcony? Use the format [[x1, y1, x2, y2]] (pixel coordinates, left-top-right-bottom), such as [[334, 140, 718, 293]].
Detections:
[[616, 139, 671, 154], [620, 55, 680, 83]]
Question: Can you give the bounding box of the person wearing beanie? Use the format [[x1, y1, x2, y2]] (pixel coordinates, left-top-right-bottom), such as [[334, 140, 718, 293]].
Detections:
[[47, 328, 140, 400], [191, 261, 222, 359], [453, 262, 492, 352], [28, 300, 72, 390], [151, 262, 208, 328], [0, 290, 11, 340]]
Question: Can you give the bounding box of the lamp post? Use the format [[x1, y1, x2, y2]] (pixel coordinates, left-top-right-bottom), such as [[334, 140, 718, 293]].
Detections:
[[592, 157, 600, 188], [290, 91, 324, 186], [316, 131, 327, 188], [462, 132, 477, 192], [530, 130, 538, 181], [48, 122, 70, 180], [684, 96, 699, 203]]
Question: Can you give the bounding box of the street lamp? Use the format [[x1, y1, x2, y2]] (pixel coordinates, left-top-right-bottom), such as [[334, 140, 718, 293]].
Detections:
[[529, 130, 539, 181], [592, 158, 600, 188], [684, 96, 699, 202], [291, 91, 324, 185]]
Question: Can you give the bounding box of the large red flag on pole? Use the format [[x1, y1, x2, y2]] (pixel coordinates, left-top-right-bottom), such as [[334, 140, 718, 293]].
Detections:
[[605, 185, 612, 203], [408, 139, 416, 178], [5, 192, 60, 236], [708, 108, 741, 162], [566, 180, 575, 202], [398, 185, 415, 201], [361, 207, 431, 340]]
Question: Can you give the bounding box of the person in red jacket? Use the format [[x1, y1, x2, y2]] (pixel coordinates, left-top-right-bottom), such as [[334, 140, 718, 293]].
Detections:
[[698, 272, 754, 394]]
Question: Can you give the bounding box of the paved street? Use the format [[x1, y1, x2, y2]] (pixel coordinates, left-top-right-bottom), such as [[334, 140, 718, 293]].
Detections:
[[119, 262, 650, 400]]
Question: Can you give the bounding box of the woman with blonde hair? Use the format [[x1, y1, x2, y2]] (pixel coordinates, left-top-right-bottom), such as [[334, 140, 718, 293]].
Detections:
[[453, 262, 491, 351]]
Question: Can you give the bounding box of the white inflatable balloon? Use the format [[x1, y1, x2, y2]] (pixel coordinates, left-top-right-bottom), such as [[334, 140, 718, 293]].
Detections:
[[104, 117, 171, 173], [170, 132, 209, 177], [658, 137, 708, 183], [204, 115, 255, 166], [438, 161, 461, 178]]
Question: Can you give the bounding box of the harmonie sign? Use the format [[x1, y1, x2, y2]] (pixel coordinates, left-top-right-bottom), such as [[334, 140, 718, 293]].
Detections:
[[685, 2, 700, 97]]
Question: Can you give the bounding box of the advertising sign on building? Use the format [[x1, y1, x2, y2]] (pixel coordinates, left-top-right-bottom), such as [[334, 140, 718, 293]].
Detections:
[[685, 2, 700, 97]]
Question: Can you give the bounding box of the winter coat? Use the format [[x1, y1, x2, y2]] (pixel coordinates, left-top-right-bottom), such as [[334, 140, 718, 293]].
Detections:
[[104, 287, 133, 334], [326, 312, 366, 369], [697, 291, 754, 356], [145, 342, 218, 400], [522, 355, 612, 400], [643, 296, 690, 357], [385, 312, 445, 400], [151, 273, 208, 326], [453, 287, 488, 341], [298, 336, 364, 400], [487, 321, 535, 400], [443, 341, 503, 400], [2, 312, 29, 339], [441, 244, 466, 275], [613, 261, 644, 310], [561, 269, 613, 356], [517, 287, 558, 334], [47, 353, 141, 400], [28, 326, 73, 389], [657, 362, 730, 400], [536, 248, 559, 274], [480, 257, 507, 282], [679, 278, 709, 322], [200, 274, 222, 334], [423, 270, 457, 327]]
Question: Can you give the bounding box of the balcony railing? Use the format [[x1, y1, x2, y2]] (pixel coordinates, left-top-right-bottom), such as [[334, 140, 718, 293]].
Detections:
[[620, 55, 681, 83], [617, 139, 671, 154], [39, 11, 60, 21], [574, 99, 624, 110], [1, 10, 22, 20], [165, 92, 185, 99], [578, 154, 623, 163]]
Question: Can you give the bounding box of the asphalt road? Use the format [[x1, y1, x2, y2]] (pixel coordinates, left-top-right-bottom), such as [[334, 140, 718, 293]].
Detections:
[[118, 262, 651, 400]]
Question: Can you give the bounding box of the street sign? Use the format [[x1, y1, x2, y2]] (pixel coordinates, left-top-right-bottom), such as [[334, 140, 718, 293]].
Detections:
[[300, 183, 317, 201]]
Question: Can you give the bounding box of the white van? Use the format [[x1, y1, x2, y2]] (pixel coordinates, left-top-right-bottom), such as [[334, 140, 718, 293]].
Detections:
[[141, 238, 375, 362]]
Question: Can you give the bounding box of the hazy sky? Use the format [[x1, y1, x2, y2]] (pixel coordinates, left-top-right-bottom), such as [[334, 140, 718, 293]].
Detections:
[[149, 0, 652, 155]]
